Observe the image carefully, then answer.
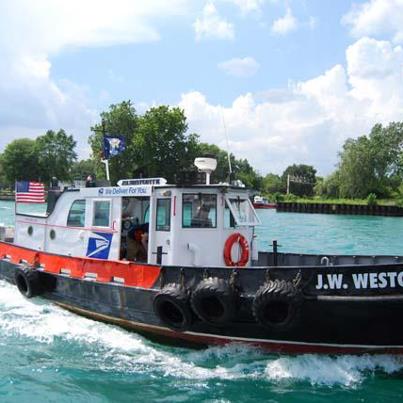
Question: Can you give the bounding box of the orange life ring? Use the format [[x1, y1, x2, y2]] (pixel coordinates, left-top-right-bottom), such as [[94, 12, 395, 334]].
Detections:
[[223, 233, 249, 267]]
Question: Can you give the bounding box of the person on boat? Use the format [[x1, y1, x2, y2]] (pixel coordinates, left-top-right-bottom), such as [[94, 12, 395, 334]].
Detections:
[[126, 222, 148, 261], [85, 174, 96, 188], [191, 204, 212, 228]]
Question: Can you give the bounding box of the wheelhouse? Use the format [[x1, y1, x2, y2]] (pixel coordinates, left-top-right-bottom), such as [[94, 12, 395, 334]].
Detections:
[[14, 178, 260, 267]]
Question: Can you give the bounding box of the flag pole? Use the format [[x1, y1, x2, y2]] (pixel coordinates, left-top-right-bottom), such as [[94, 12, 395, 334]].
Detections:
[[101, 119, 110, 182], [14, 181, 17, 215], [102, 159, 110, 181]]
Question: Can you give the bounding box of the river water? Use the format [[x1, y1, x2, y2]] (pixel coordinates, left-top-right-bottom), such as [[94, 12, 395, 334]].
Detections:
[[0, 200, 402, 402]]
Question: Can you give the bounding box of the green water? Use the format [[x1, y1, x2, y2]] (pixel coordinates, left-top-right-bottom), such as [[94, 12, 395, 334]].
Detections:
[[0, 201, 402, 402]]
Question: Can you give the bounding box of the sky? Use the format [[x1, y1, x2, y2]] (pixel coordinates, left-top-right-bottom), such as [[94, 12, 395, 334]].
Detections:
[[0, 0, 402, 176]]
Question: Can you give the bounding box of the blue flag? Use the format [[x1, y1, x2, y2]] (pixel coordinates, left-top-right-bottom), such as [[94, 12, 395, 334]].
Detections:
[[103, 135, 126, 159]]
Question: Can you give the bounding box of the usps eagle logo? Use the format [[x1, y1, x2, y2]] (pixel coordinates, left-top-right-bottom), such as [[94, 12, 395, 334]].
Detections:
[[86, 232, 113, 259], [103, 135, 126, 159], [108, 138, 122, 157]]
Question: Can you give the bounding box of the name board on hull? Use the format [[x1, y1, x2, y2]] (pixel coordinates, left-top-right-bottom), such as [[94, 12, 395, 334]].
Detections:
[[117, 178, 167, 187], [315, 270, 403, 290], [307, 268, 403, 295], [81, 185, 152, 198]]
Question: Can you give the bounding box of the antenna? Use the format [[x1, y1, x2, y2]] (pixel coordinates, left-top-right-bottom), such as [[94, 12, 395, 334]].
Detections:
[[221, 110, 232, 178]]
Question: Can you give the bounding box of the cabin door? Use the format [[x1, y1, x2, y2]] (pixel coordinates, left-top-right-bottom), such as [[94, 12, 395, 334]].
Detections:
[[120, 196, 150, 262], [149, 196, 172, 265], [85, 197, 121, 260]]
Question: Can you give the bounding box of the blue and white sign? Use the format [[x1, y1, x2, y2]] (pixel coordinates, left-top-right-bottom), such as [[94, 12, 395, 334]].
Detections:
[[86, 232, 113, 259], [81, 185, 152, 198], [99, 186, 151, 197], [103, 135, 126, 159]]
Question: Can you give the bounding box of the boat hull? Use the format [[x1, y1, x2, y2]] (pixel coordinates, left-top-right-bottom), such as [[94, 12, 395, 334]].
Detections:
[[252, 203, 276, 209], [1, 242, 403, 354]]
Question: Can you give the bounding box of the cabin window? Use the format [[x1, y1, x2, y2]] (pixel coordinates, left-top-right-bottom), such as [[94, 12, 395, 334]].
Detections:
[[182, 194, 217, 228], [226, 197, 260, 226], [224, 205, 236, 228], [144, 204, 150, 224], [93, 200, 111, 227], [156, 199, 171, 231], [67, 200, 86, 227]]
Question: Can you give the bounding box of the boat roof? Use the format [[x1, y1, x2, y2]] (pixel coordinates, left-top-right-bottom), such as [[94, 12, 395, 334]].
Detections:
[[66, 177, 250, 198]]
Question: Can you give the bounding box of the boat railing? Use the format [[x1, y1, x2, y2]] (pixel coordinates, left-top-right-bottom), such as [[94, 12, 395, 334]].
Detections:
[[256, 251, 403, 267]]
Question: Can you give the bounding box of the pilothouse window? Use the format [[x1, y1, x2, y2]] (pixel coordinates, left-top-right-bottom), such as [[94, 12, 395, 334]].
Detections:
[[224, 205, 236, 228], [93, 200, 111, 227], [156, 199, 171, 231], [226, 197, 260, 226], [182, 194, 217, 228], [67, 200, 86, 227]]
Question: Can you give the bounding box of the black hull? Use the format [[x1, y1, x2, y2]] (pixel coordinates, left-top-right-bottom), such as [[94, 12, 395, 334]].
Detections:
[[1, 255, 403, 354]]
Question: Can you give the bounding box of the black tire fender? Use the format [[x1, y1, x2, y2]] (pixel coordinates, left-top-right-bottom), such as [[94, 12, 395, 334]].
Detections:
[[14, 268, 42, 298], [153, 283, 192, 331], [191, 277, 236, 326], [252, 279, 300, 330]]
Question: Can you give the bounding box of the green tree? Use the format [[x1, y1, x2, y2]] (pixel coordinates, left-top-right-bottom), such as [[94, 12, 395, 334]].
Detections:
[[233, 158, 262, 189], [193, 143, 262, 188], [2, 138, 40, 184], [337, 122, 403, 198], [194, 142, 233, 183], [282, 164, 317, 196], [337, 136, 372, 198], [262, 173, 283, 194], [89, 100, 262, 187], [132, 105, 199, 182], [71, 159, 97, 181], [89, 100, 139, 184], [0, 155, 6, 187], [89, 102, 200, 184], [35, 129, 77, 183], [314, 173, 340, 198]]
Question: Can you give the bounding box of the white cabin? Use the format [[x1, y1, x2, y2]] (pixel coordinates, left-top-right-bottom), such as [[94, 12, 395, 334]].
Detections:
[[13, 178, 260, 267]]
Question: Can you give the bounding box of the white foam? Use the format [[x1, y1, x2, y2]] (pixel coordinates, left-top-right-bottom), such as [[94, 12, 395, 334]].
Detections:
[[265, 354, 403, 386], [0, 280, 401, 386]]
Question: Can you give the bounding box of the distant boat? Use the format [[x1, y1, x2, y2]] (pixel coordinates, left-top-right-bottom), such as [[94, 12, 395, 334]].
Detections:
[[253, 195, 276, 209]]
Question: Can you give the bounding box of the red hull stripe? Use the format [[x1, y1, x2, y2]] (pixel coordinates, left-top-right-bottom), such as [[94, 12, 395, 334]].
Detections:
[[0, 242, 160, 288]]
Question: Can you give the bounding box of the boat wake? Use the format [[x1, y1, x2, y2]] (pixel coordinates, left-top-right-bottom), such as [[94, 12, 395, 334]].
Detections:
[[0, 280, 401, 388]]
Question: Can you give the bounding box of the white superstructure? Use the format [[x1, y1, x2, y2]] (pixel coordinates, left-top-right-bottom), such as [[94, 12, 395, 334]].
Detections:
[[13, 178, 260, 267]]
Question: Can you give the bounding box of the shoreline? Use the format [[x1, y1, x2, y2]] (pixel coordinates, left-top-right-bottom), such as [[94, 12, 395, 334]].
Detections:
[[276, 202, 403, 217]]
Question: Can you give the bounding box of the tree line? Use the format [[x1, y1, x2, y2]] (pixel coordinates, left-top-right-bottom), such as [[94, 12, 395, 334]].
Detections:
[[1, 99, 402, 204], [0, 101, 261, 189], [260, 122, 403, 202]]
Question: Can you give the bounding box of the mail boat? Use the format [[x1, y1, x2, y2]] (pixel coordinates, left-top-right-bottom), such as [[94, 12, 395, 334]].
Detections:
[[0, 160, 402, 354]]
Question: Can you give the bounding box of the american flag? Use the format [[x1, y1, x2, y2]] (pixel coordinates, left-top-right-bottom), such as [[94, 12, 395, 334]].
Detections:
[[16, 181, 46, 203]]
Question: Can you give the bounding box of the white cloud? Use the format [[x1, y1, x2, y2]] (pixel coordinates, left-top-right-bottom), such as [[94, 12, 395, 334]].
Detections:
[[271, 7, 298, 35], [194, 2, 235, 41], [343, 0, 403, 43], [179, 37, 403, 175], [0, 0, 189, 157], [222, 0, 267, 14], [218, 57, 260, 77]]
